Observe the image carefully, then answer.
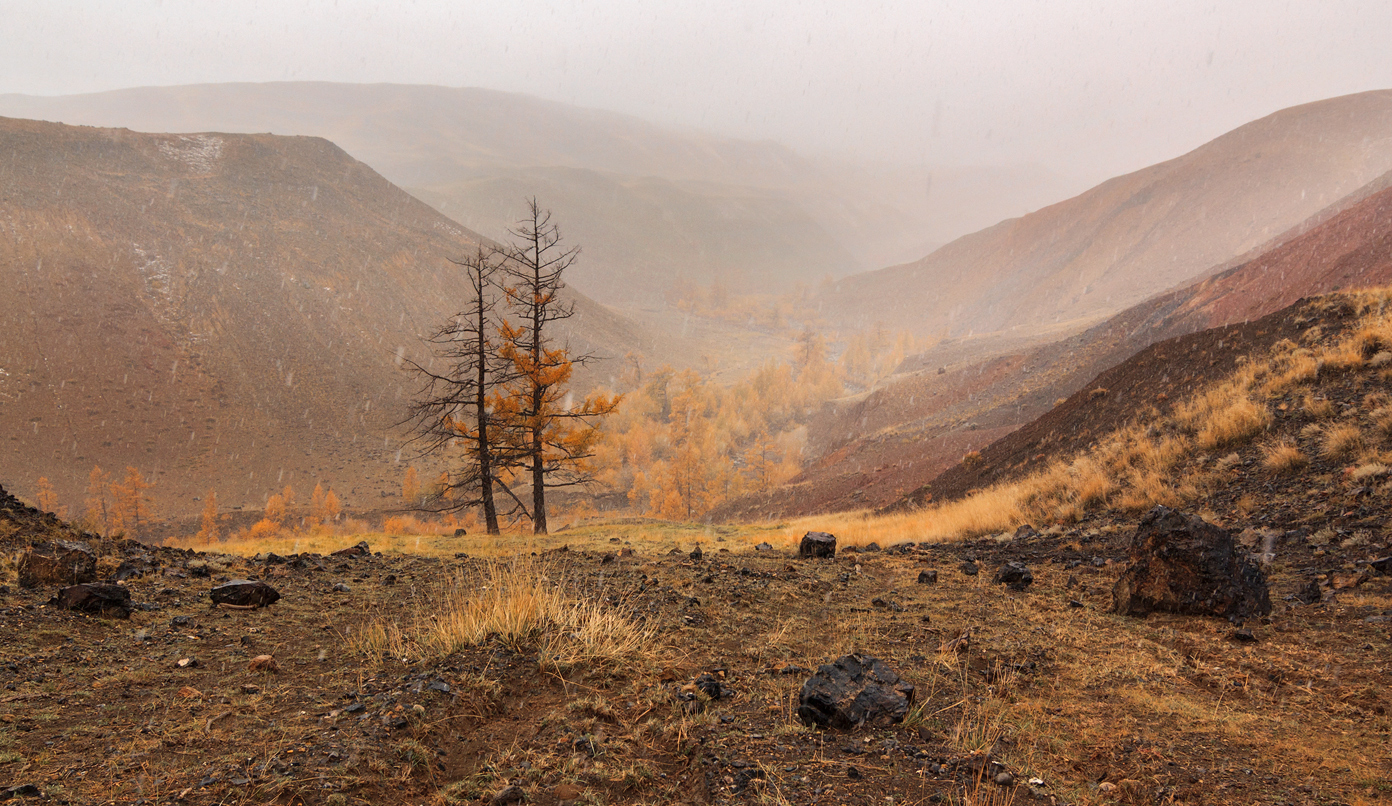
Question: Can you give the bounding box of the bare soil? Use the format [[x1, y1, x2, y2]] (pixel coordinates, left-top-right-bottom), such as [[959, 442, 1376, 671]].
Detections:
[[2, 485, 1388, 805]]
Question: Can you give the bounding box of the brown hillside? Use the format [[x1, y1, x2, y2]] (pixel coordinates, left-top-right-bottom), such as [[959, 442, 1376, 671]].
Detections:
[[819, 89, 1392, 340], [714, 169, 1392, 521], [0, 116, 652, 519]]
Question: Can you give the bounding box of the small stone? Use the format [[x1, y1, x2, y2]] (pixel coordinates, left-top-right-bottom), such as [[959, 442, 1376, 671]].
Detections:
[[554, 783, 582, 801], [1229, 627, 1257, 642], [248, 655, 280, 673], [846, 766, 861, 780], [210, 579, 281, 609], [994, 771, 1015, 786], [917, 570, 937, 585], [1098, 781, 1117, 793], [961, 561, 979, 576], [489, 785, 526, 806], [177, 657, 198, 668], [52, 583, 133, 618], [690, 546, 703, 561], [332, 582, 350, 593], [177, 686, 203, 699], [993, 562, 1033, 591], [755, 542, 773, 552]]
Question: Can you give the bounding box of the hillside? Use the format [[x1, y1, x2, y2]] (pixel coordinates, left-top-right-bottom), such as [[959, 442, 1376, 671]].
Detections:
[[818, 89, 1392, 341], [714, 168, 1392, 521], [0, 82, 1077, 307], [0, 116, 658, 518]]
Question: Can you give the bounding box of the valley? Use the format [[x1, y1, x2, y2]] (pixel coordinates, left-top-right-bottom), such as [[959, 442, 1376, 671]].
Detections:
[[3, 77, 1392, 806]]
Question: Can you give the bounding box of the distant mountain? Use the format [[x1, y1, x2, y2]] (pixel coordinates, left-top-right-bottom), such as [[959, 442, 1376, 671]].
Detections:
[[713, 166, 1392, 521], [0, 116, 657, 518], [0, 82, 1076, 307], [818, 90, 1392, 340]]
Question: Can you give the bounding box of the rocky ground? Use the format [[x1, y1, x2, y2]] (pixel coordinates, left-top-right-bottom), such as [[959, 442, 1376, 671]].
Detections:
[[1, 482, 1390, 805]]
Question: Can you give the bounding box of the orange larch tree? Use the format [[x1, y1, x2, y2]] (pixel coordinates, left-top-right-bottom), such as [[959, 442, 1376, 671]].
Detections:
[[497, 199, 618, 534], [84, 465, 113, 537], [196, 491, 220, 543]]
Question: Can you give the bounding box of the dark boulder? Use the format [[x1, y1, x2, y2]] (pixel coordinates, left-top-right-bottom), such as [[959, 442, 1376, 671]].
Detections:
[[994, 562, 1033, 592], [52, 583, 132, 618], [210, 579, 281, 608], [18, 540, 96, 588], [754, 542, 773, 552], [330, 541, 371, 559], [798, 531, 837, 558], [917, 570, 938, 585], [797, 653, 915, 729], [453, 528, 468, 537], [1112, 506, 1271, 620]]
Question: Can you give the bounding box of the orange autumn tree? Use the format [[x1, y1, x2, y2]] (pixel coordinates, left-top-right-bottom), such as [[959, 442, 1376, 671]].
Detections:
[[110, 466, 153, 538], [196, 491, 220, 543], [35, 476, 64, 518], [498, 199, 618, 534]]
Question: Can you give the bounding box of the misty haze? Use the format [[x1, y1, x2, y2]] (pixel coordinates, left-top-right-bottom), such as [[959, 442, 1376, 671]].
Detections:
[[2, 3, 1391, 804]]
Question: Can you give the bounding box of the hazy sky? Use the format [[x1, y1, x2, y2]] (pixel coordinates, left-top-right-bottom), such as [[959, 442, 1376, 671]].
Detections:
[[4, 1, 1392, 183]]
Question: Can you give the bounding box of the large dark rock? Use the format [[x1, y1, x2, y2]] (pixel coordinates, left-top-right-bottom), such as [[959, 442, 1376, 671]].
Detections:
[[210, 579, 281, 608], [798, 531, 837, 558], [1112, 506, 1271, 620], [18, 540, 96, 588], [52, 583, 132, 618], [993, 561, 1033, 592], [797, 653, 915, 729]]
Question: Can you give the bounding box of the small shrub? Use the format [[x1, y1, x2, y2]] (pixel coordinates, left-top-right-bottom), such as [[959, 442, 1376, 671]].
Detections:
[[1349, 462, 1389, 482], [246, 518, 282, 541]]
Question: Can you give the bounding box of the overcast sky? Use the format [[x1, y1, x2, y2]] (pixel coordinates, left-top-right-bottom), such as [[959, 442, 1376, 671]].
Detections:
[[4, 0, 1391, 184]]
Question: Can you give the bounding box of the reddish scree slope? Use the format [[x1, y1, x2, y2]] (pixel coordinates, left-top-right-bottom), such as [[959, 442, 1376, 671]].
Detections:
[[713, 173, 1392, 521]]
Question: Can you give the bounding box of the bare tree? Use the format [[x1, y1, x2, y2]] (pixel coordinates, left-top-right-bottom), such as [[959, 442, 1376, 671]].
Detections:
[[403, 244, 522, 534]]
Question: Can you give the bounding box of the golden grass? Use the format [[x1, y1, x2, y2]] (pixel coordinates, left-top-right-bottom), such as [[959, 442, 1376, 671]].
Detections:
[[1261, 441, 1308, 474], [1194, 398, 1270, 450], [1321, 424, 1365, 459], [347, 558, 655, 672], [781, 288, 1392, 545]]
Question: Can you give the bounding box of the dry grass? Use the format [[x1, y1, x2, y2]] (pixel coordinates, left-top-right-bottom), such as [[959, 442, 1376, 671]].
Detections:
[[346, 558, 656, 672], [1321, 424, 1365, 459], [780, 288, 1392, 546], [1261, 441, 1308, 474]]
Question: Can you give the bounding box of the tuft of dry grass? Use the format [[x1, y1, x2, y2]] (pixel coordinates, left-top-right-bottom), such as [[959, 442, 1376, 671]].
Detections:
[[1194, 398, 1270, 450], [1261, 441, 1308, 474], [347, 558, 656, 672], [1321, 424, 1365, 460]]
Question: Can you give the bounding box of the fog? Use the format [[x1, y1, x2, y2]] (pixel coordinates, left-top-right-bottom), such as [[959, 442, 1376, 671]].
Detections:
[[5, 1, 1392, 186]]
